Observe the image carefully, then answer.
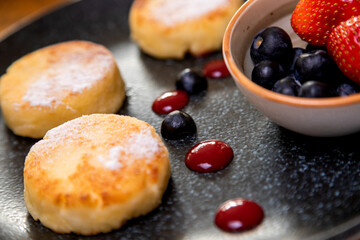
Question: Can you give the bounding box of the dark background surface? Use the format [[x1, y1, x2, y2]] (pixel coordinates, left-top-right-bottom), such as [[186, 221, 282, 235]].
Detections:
[[1, 0, 360, 239]]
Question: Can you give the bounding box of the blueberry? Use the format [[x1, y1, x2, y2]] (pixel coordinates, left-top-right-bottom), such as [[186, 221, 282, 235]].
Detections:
[[288, 48, 306, 73], [337, 83, 360, 96], [306, 44, 328, 52], [294, 50, 337, 83], [298, 81, 337, 98], [251, 60, 286, 90], [161, 110, 197, 140], [176, 68, 207, 95], [250, 26, 293, 65], [272, 76, 301, 96]]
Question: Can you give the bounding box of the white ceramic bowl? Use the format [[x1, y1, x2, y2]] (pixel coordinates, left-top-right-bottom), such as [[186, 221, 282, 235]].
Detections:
[[223, 0, 360, 137]]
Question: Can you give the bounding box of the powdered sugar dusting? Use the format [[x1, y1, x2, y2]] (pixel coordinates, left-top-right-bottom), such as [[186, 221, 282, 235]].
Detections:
[[98, 146, 123, 170], [38, 116, 91, 153], [126, 128, 160, 160], [97, 128, 161, 170], [22, 48, 113, 108], [150, 0, 228, 26], [31, 114, 163, 170], [37, 115, 162, 171]]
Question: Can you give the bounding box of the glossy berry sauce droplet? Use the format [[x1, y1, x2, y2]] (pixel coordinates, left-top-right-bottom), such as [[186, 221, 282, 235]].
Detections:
[[203, 59, 230, 79], [215, 198, 264, 232], [152, 90, 189, 115], [185, 140, 234, 173]]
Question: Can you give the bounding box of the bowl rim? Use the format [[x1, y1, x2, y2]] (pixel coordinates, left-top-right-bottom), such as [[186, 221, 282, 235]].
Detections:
[[223, 0, 360, 108]]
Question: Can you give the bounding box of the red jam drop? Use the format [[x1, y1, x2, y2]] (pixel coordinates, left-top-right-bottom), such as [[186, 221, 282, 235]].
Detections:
[[152, 90, 189, 115], [185, 140, 234, 173], [203, 59, 230, 79], [215, 198, 264, 232]]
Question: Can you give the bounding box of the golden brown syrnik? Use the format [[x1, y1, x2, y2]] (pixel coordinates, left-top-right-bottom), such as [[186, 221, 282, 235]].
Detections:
[[24, 114, 171, 235], [129, 0, 242, 59], [0, 41, 126, 138]]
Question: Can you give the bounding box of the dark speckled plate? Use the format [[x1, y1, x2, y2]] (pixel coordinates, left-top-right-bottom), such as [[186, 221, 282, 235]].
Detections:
[[1, 0, 360, 239]]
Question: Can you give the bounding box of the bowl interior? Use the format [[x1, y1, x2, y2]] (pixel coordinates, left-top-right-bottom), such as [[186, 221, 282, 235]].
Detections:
[[229, 0, 299, 78]]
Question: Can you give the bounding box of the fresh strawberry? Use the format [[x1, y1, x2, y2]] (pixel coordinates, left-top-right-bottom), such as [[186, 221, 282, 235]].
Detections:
[[291, 0, 360, 46], [327, 15, 360, 85]]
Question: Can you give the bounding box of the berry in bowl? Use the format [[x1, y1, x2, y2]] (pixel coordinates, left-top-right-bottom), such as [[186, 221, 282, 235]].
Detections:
[[223, 0, 360, 137]]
